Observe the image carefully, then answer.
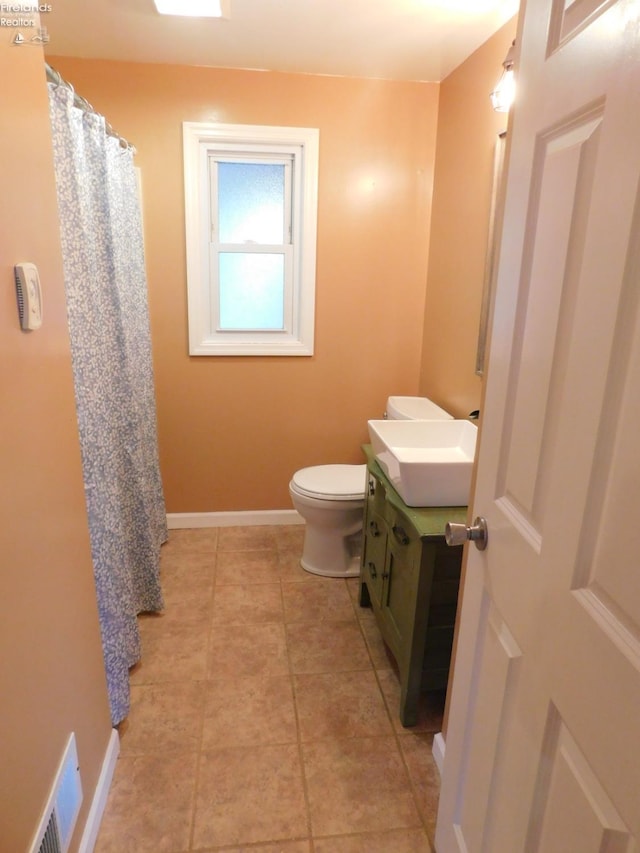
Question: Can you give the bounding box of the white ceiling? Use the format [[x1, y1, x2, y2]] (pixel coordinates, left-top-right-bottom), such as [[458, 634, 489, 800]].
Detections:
[[43, 0, 518, 83]]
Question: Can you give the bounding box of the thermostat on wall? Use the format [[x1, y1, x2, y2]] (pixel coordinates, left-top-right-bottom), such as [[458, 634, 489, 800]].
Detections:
[[14, 262, 43, 331]]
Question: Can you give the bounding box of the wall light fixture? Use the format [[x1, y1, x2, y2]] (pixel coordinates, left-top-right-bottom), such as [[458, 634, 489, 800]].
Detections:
[[490, 40, 516, 112]]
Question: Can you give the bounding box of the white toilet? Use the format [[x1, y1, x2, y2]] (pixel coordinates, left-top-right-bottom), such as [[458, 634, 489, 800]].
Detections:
[[288, 396, 453, 578]]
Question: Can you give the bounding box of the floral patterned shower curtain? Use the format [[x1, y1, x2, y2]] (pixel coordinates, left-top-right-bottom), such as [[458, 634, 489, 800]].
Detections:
[[48, 81, 167, 725]]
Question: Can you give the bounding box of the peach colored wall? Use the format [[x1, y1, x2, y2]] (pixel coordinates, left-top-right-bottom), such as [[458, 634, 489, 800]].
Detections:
[[48, 57, 439, 513], [0, 37, 112, 853], [420, 19, 518, 419]]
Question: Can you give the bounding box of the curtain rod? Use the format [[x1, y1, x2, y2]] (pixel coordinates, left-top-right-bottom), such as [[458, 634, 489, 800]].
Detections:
[[45, 62, 135, 152]]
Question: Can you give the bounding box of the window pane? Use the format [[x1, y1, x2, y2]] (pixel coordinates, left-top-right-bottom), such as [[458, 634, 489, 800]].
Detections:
[[218, 162, 285, 244], [219, 253, 285, 330]]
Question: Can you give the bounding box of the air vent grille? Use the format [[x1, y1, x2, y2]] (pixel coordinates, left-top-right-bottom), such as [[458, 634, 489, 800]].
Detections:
[[29, 734, 83, 853], [38, 812, 61, 853], [14, 269, 25, 326]]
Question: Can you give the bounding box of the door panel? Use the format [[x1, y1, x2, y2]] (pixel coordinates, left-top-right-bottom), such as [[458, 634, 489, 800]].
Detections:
[[497, 108, 603, 525], [384, 537, 416, 658], [548, 0, 618, 51], [454, 598, 522, 852], [526, 705, 632, 853]]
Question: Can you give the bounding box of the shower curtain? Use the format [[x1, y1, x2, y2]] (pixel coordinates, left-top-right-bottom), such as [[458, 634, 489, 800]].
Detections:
[[48, 81, 167, 725]]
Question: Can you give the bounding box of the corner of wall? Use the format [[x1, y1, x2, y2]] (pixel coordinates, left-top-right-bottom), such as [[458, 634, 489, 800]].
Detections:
[[420, 16, 518, 419]]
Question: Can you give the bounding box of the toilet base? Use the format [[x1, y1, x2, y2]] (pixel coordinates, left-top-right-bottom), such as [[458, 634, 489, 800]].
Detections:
[[299, 527, 362, 579], [300, 553, 361, 579]]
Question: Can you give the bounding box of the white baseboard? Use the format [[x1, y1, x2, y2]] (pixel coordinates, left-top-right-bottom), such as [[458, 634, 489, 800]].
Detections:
[[167, 509, 304, 529], [78, 728, 120, 853], [432, 731, 445, 777]]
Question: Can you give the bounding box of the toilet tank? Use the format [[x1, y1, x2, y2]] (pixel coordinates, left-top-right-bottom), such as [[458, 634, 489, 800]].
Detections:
[[385, 396, 453, 420]]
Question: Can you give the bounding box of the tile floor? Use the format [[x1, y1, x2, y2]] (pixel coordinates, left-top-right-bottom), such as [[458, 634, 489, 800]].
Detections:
[[95, 525, 444, 853]]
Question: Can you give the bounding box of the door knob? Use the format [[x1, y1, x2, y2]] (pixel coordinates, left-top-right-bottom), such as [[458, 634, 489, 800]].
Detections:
[[445, 516, 488, 551]]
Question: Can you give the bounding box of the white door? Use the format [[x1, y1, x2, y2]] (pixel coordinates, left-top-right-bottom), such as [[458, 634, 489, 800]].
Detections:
[[436, 0, 640, 850]]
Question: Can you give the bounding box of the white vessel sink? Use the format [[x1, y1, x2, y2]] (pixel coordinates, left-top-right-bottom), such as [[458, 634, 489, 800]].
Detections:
[[367, 418, 478, 507], [385, 395, 453, 420]]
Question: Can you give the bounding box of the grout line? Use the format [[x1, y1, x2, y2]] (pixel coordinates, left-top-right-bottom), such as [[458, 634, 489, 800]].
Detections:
[[282, 573, 316, 850], [186, 538, 218, 850]]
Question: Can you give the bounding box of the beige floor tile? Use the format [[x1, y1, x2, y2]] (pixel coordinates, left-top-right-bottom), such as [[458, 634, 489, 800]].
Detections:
[[302, 737, 421, 837], [201, 675, 297, 749], [282, 577, 355, 623], [354, 593, 374, 618], [193, 745, 308, 848], [165, 527, 219, 554], [278, 550, 312, 582], [345, 576, 361, 603], [208, 621, 290, 678], [313, 828, 432, 852], [118, 681, 206, 755], [216, 549, 281, 585], [160, 582, 214, 616], [161, 547, 216, 572], [376, 669, 445, 733], [94, 752, 197, 853], [130, 623, 209, 684], [294, 670, 393, 741], [398, 732, 441, 842], [357, 610, 396, 670], [138, 596, 212, 635], [275, 525, 306, 552], [212, 582, 284, 623], [217, 525, 279, 551], [286, 621, 371, 674], [160, 551, 216, 592]]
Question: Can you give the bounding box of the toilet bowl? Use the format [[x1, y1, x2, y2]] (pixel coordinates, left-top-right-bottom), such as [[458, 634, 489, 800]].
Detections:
[[289, 396, 452, 578], [289, 464, 367, 578]]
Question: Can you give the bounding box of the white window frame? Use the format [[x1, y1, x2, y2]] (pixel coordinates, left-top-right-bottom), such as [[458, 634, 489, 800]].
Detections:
[[183, 122, 319, 356]]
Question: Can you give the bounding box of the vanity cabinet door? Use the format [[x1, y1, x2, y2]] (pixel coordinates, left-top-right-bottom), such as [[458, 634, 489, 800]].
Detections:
[[380, 508, 423, 665]]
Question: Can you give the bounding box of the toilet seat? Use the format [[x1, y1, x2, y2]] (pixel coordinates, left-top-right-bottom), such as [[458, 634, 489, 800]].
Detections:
[[290, 464, 366, 501]]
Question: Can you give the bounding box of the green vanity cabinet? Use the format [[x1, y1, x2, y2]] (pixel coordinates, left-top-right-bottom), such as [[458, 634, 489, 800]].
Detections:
[[359, 446, 467, 727]]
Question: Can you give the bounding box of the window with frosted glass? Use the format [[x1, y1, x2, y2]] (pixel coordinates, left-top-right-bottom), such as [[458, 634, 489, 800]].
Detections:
[[183, 121, 318, 356], [213, 158, 290, 332]]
